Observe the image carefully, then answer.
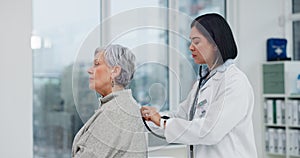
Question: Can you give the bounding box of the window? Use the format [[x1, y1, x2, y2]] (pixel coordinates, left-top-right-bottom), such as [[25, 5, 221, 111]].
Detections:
[[106, 0, 169, 111], [32, 0, 226, 157], [292, 0, 300, 60], [293, 21, 300, 60], [103, 0, 226, 110], [32, 0, 100, 157], [293, 0, 300, 13], [286, 0, 300, 60]]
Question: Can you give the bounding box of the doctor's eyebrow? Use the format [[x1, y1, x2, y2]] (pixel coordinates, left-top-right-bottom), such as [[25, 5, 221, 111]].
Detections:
[[190, 37, 201, 40]]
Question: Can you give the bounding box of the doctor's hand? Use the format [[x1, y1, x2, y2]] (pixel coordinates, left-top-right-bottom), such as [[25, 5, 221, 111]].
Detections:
[[140, 106, 161, 127]]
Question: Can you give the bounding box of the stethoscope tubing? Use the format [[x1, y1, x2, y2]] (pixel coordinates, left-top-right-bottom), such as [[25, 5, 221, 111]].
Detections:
[[143, 65, 210, 140]]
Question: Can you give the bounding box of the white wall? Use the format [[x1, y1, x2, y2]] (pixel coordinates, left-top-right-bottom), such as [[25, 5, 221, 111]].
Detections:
[[0, 0, 287, 158], [0, 0, 33, 157], [233, 0, 286, 158]]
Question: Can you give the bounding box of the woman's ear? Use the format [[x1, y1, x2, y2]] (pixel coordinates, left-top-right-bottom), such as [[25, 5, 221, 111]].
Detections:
[[214, 45, 219, 52], [111, 66, 121, 79]]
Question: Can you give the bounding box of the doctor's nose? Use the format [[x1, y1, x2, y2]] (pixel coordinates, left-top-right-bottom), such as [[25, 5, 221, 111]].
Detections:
[[189, 43, 195, 52]]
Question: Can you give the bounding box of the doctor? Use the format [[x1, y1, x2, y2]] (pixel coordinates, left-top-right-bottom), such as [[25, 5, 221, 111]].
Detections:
[[141, 13, 258, 158]]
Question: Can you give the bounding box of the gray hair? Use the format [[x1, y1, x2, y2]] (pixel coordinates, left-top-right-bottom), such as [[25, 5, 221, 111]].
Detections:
[[94, 44, 136, 87]]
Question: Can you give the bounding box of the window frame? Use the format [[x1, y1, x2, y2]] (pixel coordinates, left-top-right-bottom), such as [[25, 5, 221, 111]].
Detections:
[[100, 0, 227, 111], [285, 0, 300, 60]]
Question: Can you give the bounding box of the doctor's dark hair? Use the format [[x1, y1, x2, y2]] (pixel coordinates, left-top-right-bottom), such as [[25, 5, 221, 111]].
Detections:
[[94, 44, 136, 87], [191, 13, 238, 61]]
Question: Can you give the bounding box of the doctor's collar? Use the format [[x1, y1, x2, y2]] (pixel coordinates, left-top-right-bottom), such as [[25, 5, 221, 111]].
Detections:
[[211, 59, 234, 73], [199, 59, 234, 80], [214, 59, 234, 72]]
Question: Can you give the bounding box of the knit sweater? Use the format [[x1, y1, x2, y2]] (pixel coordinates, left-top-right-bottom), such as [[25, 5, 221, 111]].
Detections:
[[72, 89, 147, 158]]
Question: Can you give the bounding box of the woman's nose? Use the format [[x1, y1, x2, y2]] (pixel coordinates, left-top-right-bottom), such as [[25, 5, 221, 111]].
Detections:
[[87, 66, 93, 74], [189, 43, 194, 51]]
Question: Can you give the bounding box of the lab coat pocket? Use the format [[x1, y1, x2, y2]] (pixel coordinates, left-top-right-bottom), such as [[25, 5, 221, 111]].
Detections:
[[196, 99, 208, 118]]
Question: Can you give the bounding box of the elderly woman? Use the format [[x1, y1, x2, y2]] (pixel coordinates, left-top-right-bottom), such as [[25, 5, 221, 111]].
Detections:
[[72, 44, 147, 158]]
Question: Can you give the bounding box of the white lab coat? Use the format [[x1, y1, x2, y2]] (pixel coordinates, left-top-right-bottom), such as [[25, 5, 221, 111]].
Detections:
[[165, 62, 258, 158]]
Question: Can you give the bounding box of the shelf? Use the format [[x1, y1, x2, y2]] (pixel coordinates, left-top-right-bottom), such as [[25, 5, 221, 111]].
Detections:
[[262, 94, 300, 99], [266, 152, 286, 156], [265, 124, 286, 128], [288, 125, 300, 129], [262, 62, 300, 158], [288, 94, 300, 99], [263, 94, 286, 98], [289, 154, 300, 158], [265, 124, 300, 129], [262, 61, 288, 64]]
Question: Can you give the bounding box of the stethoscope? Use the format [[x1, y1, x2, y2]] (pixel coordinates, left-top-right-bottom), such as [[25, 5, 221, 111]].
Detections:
[[142, 65, 211, 140]]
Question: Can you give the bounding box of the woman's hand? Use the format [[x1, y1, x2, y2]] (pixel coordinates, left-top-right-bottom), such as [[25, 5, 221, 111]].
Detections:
[[140, 106, 161, 127]]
